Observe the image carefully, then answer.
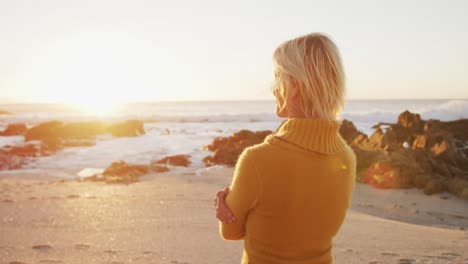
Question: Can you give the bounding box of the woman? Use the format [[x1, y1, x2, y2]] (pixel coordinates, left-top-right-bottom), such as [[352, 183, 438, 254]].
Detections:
[[214, 33, 356, 264]]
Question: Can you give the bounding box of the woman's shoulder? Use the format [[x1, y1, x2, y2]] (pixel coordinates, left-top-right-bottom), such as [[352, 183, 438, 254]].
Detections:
[[242, 140, 273, 157]]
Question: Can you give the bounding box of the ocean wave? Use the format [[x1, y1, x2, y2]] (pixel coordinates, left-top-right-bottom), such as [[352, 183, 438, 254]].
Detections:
[[417, 99, 468, 120], [0, 100, 466, 128]]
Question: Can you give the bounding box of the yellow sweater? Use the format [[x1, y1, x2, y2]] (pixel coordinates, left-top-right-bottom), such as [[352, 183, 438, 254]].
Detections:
[[219, 118, 356, 264]]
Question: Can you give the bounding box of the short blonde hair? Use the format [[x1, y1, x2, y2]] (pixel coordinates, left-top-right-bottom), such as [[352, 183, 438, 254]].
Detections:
[[273, 33, 345, 120]]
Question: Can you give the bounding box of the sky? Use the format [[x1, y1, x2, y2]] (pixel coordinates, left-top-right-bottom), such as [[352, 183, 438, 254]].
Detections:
[[0, 0, 467, 104]]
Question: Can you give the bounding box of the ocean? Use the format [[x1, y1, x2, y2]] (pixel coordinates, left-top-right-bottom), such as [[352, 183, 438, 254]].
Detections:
[[0, 99, 467, 177]]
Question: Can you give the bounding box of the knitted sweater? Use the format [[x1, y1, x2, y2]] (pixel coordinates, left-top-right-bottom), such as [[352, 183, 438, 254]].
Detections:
[[219, 118, 357, 264]]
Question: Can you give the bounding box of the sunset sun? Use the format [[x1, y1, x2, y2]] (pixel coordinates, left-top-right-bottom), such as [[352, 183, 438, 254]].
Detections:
[[32, 32, 163, 110]]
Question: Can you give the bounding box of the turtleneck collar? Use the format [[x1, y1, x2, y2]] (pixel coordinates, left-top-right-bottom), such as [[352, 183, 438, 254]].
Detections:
[[266, 118, 347, 154]]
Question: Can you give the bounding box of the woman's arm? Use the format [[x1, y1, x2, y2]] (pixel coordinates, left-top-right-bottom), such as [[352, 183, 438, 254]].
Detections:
[[217, 149, 260, 240], [215, 187, 236, 224]]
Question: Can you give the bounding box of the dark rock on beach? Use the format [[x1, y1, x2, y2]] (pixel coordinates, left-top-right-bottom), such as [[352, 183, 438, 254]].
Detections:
[[0, 119, 146, 171], [25, 121, 109, 142], [24, 121, 64, 142], [83, 160, 171, 184], [202, 130, 272, 166], [24, 119, 145, 143], [202, 111, 468, 200], [101, 160, 150, 184], [342, 111, 468, 200], [154, 154, 191, 167], [3, 143, 41, 157], [150, 164, 170, 173], [0, 123, 27, 136], [108, 120, 145, 137], [61, 121, 108, 139], [0, 150, 25, 170]]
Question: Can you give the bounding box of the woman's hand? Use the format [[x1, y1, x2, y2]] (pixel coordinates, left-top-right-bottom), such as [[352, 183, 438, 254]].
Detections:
[[215, 187, 237, 224]]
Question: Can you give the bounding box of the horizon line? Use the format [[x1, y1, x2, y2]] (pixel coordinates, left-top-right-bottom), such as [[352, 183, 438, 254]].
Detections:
[[0, 98, 467, 104]]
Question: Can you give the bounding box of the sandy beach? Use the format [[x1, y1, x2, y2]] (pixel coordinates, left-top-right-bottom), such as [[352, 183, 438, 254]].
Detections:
[[1, 166, 467, 264]]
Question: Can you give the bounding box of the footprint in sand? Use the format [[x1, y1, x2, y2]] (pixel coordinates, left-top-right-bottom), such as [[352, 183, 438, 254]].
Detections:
[[74, 243, 90, 250], [435, 256, 450, 260], [28, 196, 38, 200], [368, 262, 382, 264], [142, 250, 159, 255], [32, 244, 53, 252], [39, 260, 62, 263], [398, 258, 416, 264], [441, 252, 461, 258], [104, 249, 119, 255], [381, 252, 399, 257], [66, 194, 80, 199], [170, 261, 190, 264], [9, 261, 26, 264], [1, 199, 14, 203]]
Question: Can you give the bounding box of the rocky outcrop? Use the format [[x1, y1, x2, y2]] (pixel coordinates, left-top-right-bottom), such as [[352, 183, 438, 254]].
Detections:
[[83, 160, 171, 184], [0, 119, 146, 171], [342, 111, 468, 200], [0, 150, 25, 170], [150, 164, 170, 173], [24, 120, 145, 143], [202, 130, 272, 166], [22, 120, 144, 153], [201, 111, 468, 200], [82, 160, 150, 184], [24, 121, 109, 142], [108, 120, 145, 137], [153, 154, 191, 167], [100, 160, 150, 184], [0, 123, 28, 136]]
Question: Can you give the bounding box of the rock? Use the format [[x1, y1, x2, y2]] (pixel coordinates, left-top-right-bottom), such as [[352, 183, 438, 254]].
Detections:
[[412, 134, 427, 149], [0, 123, 27, 136], [203, 130, 272, 166], [364, 161, 399, 189], [102, 160, 150, 184], [150, 164, 170, 173], [368, 127, 387, 149], [26, 120, 145, 141], [108, 120, 145, 137], [25, 121, 64, 142], [348, 110, 468, 200], [5, 144, 40, 157], [423, 180, 444, 195], [339, 119, 366, 144], [461, 188, 468, 201], [154, 154, 191, 167], [62, 140, 96, 147], [61, 121, 108, 139], [398, 110, 423, 129], [0, 150, 26, 170]]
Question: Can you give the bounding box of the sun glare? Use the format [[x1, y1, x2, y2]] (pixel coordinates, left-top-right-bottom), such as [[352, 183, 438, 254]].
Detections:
[[69, 99, 121, 116], [33, 32, 164, 109]]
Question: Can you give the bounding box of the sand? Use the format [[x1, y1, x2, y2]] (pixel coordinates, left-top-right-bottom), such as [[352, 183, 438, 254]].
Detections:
[[0, 166, 467, 264]]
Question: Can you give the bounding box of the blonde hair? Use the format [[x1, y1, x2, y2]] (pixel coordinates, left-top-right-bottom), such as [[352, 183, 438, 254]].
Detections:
[[273, 33, 345, 120]]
